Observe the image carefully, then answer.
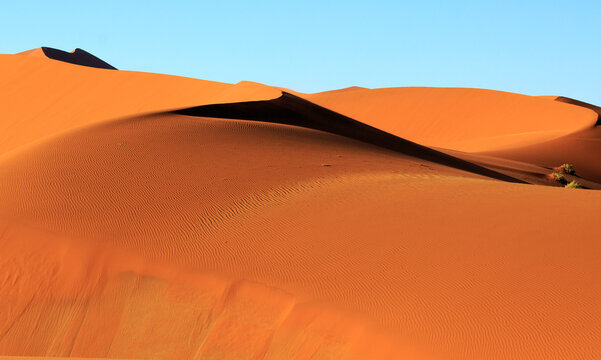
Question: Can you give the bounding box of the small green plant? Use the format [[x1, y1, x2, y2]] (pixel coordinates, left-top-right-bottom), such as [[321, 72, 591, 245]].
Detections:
[[565, 180, 583, 189], [551, 172, 567, 184], [559, 163, 575, 175]]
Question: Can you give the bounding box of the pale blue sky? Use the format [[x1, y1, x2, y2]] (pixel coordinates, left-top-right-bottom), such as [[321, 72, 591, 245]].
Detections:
[[2, 1, 600, 104]]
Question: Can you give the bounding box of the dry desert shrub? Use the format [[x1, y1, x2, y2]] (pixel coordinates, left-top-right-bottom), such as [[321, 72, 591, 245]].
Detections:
[[565, 180, 583, 189], [551, 172, 567, 184], [554, 163, 575, 175]]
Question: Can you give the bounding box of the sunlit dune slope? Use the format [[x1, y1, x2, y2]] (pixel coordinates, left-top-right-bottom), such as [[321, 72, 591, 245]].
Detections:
[[0, 221, 409, 359], [555, 96, 601, 125], [0, 112, 467, 359], [303, 87, 597, 152], [0, 111, 600, 359], [16, 48, 46, 57], [0, 54, 281, 155], [0, 113, 481, 249], [480, 97, 601, 183]]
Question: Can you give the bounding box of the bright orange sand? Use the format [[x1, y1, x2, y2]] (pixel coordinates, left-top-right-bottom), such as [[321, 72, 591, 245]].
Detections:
[[0, 49, 600, 359]]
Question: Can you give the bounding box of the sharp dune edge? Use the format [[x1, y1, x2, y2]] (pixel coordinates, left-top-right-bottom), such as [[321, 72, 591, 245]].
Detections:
[[19, 47, 118, 70], [0, 49, 600, 360]]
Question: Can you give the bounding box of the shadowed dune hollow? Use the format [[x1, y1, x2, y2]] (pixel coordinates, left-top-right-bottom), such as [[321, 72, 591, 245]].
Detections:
[[0, 48, 600, 360]]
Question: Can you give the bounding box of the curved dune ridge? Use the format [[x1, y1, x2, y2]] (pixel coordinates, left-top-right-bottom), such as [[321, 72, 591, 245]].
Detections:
[[0, 49, 600, 359], [478, 97, 601, 183], [555, 96, 601, 126]]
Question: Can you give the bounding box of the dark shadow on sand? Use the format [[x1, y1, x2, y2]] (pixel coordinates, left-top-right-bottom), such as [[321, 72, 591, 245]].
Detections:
[[175, 92, 526, 184], [41, 47, 117, 70]]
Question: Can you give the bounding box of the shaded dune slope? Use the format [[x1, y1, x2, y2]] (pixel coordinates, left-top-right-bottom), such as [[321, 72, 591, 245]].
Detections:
[[175, 92, 523, 183], [38, 47, 117, 70]]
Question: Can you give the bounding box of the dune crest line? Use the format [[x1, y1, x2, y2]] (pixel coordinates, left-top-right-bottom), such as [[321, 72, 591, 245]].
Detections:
[[175, 92, 525, 183]]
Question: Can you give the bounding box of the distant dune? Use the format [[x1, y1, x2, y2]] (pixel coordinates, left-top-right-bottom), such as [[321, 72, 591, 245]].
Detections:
[[19, 47, 117, 69], [304, 86, 597, 152], [0, 48, 600, 360]]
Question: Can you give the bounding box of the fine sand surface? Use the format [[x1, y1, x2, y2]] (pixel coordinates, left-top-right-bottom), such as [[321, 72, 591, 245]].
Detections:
[[0, 50, 600, 359]]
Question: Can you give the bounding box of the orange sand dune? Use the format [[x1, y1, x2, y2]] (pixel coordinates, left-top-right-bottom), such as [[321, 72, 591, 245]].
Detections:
[[483, 125, 601, 183], [1, 49, 600, 359], [0, 54, 280, 155], [481, 97, 601, 183], [303, 87, 598, 152], [555, 96, 601, 125]]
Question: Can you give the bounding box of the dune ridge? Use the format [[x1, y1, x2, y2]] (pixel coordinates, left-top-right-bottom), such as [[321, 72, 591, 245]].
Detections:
[[555, 96, 601, 125], [19, 47, 117, 70], [175, 92, 523, 183]]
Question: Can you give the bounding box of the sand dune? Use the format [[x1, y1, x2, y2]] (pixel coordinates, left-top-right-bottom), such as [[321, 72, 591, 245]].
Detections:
[[303, 86, 598, 152], [0, 54, 280, 155], [1, 49, 600, 359], [482, 124, 601, 183], [480, 97, 601, 183]]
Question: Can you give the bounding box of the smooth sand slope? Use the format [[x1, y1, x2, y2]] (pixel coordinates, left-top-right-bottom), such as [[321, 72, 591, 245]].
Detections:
[[303, 86, 598, 152], [0, 50, 600, 359], [482, 97, 601, 183], [0, 53, 280, 155]]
